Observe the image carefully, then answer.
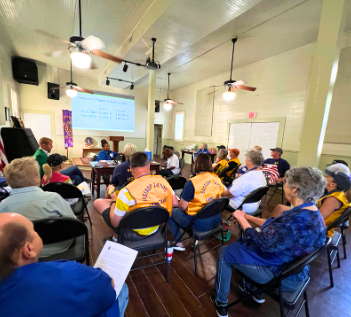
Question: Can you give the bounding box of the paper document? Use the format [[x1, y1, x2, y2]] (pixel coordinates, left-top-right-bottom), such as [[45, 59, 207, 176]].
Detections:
[[94, 241, 138, 297]]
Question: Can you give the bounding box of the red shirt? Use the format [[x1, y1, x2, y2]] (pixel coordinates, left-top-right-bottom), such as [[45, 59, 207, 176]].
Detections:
[[42, 172, 71, 186]]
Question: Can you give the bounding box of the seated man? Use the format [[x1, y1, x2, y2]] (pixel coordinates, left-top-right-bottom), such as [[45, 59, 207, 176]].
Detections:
[[100, 152, 178, 242], [0, 157, 75, 257], [0, 213, 128, 317], [262, 147, 290, 182]]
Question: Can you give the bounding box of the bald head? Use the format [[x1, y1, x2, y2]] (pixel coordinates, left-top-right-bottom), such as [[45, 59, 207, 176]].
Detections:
[[0, 213, 43, 281]]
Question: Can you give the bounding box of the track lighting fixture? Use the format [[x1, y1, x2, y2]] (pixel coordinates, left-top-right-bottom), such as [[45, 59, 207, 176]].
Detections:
[[106, 77, 110, 86], [123, 63, 129, 72], [130, 84, 134, 90], [106, 77, 135, 89]]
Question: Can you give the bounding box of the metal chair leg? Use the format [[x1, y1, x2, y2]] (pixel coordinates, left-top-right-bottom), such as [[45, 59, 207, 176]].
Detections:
[[278, 283, 285, 317], [327, 248, 334, 288], [336, 246, 341, 268], [85, 208, 92, 226], [194, 239, 198, 277], [341, 228, 347, 259], [304, 290, 310, 317]]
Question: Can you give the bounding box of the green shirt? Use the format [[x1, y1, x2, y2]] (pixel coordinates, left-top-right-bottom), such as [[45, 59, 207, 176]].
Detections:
[[33, 148, 47, 178]]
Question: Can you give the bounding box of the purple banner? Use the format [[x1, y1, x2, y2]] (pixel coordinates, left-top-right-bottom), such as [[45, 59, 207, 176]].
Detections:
[[62, 110, 73, 149]]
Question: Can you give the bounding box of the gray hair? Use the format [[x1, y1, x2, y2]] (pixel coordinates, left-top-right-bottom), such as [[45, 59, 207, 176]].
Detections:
[[202, 143, 208, 150], [123, 143, 137, 159], [285, 166, 327, 204], [246, 150, 264, 166], [4, 157, 40, 188], [218, 149, 228, 160]]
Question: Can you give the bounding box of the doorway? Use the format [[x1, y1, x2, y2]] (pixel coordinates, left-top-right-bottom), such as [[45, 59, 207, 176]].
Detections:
[[154, 124, 163, 156]]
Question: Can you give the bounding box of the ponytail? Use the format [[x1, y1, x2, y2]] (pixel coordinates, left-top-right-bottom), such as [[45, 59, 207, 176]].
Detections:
[[42, 164, 52, 183], [345, 188, 351, 203]]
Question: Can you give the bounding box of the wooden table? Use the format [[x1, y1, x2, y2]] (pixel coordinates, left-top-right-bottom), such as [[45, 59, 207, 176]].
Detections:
[[90, 160, 161, 198], [181, 150, 216, 164]]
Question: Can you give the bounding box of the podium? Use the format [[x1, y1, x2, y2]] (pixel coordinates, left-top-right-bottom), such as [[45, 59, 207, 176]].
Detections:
[[107, 136, 124, 152]]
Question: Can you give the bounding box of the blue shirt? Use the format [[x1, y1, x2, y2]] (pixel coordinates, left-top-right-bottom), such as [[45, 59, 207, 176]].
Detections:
[[193, 148, 210, 159], [97, 150, 118, 161], [181, 181, 195, 202], [0, 261, 119, 317], [111, 160, 133, 187], [262, 158, 290, 177], [225, 203, 326, 278]]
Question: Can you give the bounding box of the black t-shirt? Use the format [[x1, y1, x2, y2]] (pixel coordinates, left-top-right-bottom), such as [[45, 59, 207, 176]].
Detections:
[[111, 160, 133, 187]]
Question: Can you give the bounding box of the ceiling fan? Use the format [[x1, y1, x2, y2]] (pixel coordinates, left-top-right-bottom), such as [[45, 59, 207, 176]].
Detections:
[[36, 0, 123, 69], [211, 38, 256, 101], [162, 73, 183, 110], [52, 59, 94, 98]]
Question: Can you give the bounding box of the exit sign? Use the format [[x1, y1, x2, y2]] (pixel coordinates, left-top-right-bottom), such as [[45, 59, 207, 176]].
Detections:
[[248, 112, 256, 119]]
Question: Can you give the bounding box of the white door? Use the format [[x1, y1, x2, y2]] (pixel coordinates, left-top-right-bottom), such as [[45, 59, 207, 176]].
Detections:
[[23, 113, 52, 142], [227, 123, 252, 163], [248, 122, 280, 160]]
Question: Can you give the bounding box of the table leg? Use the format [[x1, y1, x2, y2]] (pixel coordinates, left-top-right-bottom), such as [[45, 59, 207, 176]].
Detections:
[[91, 168, 95, 197], [96, 170, 101, 199], [155, 166, 160, 175]]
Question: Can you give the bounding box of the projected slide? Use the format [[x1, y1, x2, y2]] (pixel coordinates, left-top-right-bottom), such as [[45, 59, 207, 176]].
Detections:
[[72, 92, 135, 132]]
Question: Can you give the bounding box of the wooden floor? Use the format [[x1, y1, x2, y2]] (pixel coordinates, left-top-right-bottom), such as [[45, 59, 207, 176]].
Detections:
[[81, 159, 351, 317]]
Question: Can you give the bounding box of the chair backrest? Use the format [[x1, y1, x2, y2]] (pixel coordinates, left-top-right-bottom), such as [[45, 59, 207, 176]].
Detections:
[[194, 198, 229, 220], [218, 166, 230, 179], [118, 207, 169, 230], [173, 150, 180, 158], [237, 186, 269, 210], [279, 237, 331, 281], [327, 207, 351, 230], [92, 154, 98, 162], [42, 182, 84, 200], [33, 217, 88, 244], [179, 158, 185, 171], [166, 175, 187, 190]]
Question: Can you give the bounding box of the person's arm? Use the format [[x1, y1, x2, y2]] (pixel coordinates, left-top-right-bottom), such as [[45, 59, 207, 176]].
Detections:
[[110, 189, 133, 228], [222, 190, 234, 198], [52, 194, 76, 218], [173, 194, 179, 207], [319, 197, 340, 220], [228, 161, 239, 171], [110, 165, 120, 187], [245, 214, 266, 227], [178, 181, 195, 211], [233, 209, 252, 230]]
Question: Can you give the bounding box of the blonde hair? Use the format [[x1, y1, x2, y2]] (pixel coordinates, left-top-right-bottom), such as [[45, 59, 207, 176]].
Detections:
[[39, 137, 52, 146], [123, 143, 137, 159], [253, 145, 262, 152], [4, 157, 40, 188], [218, 149, 228, 160]]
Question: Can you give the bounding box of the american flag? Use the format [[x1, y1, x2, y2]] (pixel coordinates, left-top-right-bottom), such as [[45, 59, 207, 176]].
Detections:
[[262, 164, 280, 184], [0, 134, 8, 174]]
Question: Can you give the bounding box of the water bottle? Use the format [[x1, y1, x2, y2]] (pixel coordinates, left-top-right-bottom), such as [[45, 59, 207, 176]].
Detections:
[[167, 241, 174, 263]]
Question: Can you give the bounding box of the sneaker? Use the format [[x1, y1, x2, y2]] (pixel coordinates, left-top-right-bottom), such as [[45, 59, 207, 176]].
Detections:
[[238, 280, 265, 304], [210, 289, 228, 317], [173, 244, 186, 251]]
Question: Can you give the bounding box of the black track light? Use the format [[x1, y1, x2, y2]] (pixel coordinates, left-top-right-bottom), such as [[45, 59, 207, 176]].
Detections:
[[130, 83, 134, 90], [123, 63, 128, 72], [106, 77, 110, 86]]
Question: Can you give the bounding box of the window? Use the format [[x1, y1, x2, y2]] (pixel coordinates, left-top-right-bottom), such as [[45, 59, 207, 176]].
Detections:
[[174, 111, 185, 141], [11, 89, 19, 117]]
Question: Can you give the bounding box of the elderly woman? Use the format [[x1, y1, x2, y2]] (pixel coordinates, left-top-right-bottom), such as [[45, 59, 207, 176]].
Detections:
[[94, 143, 137, 216], [211, 167, 327, 316], [193, 143, 210, 159], [169, 153, 225, 251], [213, 149, 228, 177], [222, 150, 266, 213], [160, 148, 180, 177], [0, 157, 75, 258]]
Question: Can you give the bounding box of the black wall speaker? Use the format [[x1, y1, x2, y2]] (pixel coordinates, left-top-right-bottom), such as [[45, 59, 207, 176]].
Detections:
[[155, 100, 160, 113], [12, 57, 39, 85], [48, 82, 60, 100]]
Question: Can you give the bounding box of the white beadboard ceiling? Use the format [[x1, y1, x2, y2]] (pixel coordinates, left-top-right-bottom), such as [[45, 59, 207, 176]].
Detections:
[[1, 0, 351, 91]]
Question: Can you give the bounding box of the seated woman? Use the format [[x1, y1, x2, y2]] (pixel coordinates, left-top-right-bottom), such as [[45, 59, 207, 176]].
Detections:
[[193, 143, 210, 159], [237, 145, 262, 176], [94, 143, 137, 216], [42, 154, 72, 186], [212, 167, 327, 316], [222, 150, 266, 214], [272, 163, 351, 236], [227, 148, 240, 176], [169, 153, 225, 251], [213, 149, 228, 177], [97, 139, 120, 185], [160, 148, 180, 177]]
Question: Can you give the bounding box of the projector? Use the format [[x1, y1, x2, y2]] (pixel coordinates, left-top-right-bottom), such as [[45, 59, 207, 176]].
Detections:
[[145, 57, 161, 70]]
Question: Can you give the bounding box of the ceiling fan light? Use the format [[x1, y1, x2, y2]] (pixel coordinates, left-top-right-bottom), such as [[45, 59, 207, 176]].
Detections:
[[223, 91, 236, 101], [66, 88, 77, 98], [71, 52, 91, 69], [164, 102, 172, 111]]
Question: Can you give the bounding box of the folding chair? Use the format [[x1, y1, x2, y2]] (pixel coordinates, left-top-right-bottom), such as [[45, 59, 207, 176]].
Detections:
[[43, 182, 92, 226], [166, 175, 187, 196], [326, 207, 351, 287], [178, 158, 185, 175], [117, 207, 171, 281], [266, 183, 284, 204], [225, 237, 331, 317], [173, 198, 229, 276], [33, 217, 90, 265]]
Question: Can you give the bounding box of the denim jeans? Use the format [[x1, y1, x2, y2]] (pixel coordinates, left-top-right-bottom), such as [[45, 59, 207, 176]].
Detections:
[[168, 207, 222, 241], [61, 166, 84, 185], [117, 283, 129, 316], [214, 246, 305, 304]]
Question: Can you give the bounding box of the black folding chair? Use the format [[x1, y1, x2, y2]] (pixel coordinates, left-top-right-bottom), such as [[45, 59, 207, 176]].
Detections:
[[266, 183, 284, 204], [166, 175, 187, 191], [33, 217, 90, 265], [178, 158, 185, 175], [326, 207, 351, 287], [173, 198, 229, 276], [226, 237, 331, 317], [43, 182, 92, 226], [117, 207, 171, 281]]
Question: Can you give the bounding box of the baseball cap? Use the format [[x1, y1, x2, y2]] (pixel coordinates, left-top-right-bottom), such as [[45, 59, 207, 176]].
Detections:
[[217, 145, 226, 150], [229, 148, 240, 156], [270, 147, 283, 155], [325, 163, 351, 190], [327, 159, 348, 167], [46, 154, 67, 167]]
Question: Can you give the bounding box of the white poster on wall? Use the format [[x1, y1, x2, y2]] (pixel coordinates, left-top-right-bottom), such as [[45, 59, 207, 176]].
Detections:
[[23, 113, 51, 142]]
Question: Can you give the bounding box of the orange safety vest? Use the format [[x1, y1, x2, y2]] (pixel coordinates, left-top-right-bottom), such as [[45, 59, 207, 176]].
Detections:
[[213, 159, 228, 177], [186, 172, 225, 216], [227, 158, 240, 177], [318, 191, 351, 237], [125, 175, 173, 216]]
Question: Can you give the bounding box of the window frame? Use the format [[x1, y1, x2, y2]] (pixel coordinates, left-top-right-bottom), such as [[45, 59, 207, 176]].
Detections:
[[174, 111, 185, 142]]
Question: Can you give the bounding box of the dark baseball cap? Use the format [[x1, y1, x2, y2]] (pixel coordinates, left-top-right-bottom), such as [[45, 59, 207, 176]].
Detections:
[[217, 145, 226, 150], [46, 154, 67, 167], [327, 159, 348, 167], [270, 147, 283, 154], [325, 163, 351, 190]]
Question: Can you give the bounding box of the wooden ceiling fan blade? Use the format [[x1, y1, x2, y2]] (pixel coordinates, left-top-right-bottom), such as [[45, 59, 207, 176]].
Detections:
[[235, 85, 257, 91], [36, 29, 71, 45], [173, 101, 184, 105], [73, 86, 94, 94], [91, 50, 123, 64], [82, 35, 105, 50]]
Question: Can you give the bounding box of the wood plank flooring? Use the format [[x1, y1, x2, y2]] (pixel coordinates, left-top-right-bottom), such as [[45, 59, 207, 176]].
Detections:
[[81, 159, 351, 317]]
